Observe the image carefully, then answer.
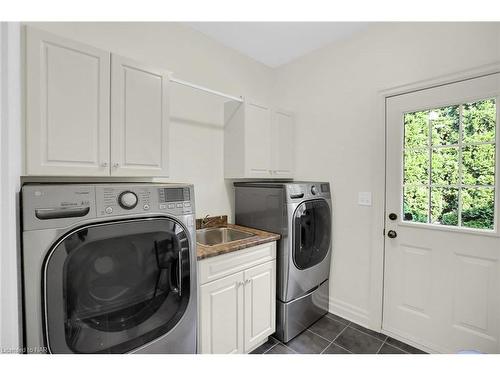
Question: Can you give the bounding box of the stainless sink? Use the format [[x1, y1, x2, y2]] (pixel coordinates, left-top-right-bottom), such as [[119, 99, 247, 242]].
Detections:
[[196, 227, 255, 246]]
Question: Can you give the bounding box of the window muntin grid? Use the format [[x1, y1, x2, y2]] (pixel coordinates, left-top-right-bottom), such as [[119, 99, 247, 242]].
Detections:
[[403, 98, 496, 230]]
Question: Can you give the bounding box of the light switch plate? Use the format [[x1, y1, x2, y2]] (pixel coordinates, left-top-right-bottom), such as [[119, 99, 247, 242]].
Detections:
[[358, 192, 372, 206]]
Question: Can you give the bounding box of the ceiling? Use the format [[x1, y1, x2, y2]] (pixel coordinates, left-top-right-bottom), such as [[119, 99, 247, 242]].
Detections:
[[185, 22, 370, 68]]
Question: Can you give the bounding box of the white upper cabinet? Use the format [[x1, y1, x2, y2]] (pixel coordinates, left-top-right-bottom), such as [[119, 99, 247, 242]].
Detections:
[[26, 27, 111, 176], [224, 99, 294, 179], [25, 27, 170, 177], [271, 109, 294, 178], [110, 55, 170, 177], [244, 101, 273, 178]]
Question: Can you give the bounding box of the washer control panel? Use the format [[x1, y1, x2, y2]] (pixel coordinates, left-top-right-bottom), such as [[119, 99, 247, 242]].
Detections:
[[96, 184, 194, 217], [286, 182, 331, 202], [118, 191, 138, 209], [22, 183, 195, 231]]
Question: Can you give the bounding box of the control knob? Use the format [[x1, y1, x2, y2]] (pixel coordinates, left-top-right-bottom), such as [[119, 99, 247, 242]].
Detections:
[[118, 191, 138, 209], [311, 185, 318, 195]]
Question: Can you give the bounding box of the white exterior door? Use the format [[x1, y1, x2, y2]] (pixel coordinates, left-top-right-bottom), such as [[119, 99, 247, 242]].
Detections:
[[245, 101, 272, 178], [110, 55, 170, 177], [384, 73, 500, 353], [243, 261, 276, 352], [25, 27, 110, 176], [199, 272, 244, 354], [271, 109, 294, 178]]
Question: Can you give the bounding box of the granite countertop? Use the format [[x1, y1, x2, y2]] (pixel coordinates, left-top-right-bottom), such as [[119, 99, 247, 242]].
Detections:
[[196, 223, 280, 260]]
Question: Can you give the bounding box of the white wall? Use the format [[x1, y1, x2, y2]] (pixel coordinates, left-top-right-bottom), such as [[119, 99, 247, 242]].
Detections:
[[28, 22, 275, 222], [273, 22, 500, 329]]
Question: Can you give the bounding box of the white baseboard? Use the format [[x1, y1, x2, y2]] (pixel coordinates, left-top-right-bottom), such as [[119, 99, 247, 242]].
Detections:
[[328, 297, 371, 328]]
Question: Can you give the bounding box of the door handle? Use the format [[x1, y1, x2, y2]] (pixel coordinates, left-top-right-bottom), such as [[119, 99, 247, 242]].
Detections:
[[389, 213, 397, 221], [387, 230, 397, 239], [177, 249, 182, 297]]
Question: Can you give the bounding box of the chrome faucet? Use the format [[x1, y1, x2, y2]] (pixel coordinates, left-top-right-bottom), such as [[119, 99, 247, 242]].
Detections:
[[201, 215, 219, 228]]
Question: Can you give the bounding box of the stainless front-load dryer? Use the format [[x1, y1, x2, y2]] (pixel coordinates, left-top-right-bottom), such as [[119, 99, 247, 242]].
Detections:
[[235, 181, 332, 343], [21, 183, 197, 354]]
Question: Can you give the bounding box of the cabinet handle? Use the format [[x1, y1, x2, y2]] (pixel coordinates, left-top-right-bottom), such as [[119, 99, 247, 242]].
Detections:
[[245, 279, 251, 284], [113, 163, 120, 168], [101, 162, 108, 167]]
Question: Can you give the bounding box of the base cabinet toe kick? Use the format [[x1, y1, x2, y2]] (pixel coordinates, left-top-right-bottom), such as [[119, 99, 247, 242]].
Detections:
[[197, 242, 277, 354]]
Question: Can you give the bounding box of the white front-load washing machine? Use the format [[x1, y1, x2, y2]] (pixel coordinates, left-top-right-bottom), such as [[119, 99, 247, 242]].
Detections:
[[21, 183, 197, 353]]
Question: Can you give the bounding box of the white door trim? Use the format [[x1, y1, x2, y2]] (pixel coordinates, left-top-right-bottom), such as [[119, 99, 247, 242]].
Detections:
[[370, 61, 500, 340], [0, 21, 23, 351]]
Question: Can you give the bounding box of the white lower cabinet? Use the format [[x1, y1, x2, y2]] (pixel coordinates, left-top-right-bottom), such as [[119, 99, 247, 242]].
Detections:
[[198, 242, 276, 354], [243, 261, 276, 352], [200, 271, 244, 354]]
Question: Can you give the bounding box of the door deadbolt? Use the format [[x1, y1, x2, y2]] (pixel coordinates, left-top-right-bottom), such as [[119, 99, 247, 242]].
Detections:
[[387, 230, 397, 239], [389, 213, 397, 221]]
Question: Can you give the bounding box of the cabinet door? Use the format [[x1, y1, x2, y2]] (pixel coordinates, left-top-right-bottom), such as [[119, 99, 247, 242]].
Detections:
[[199, 272, 244, 354], [272, 110, 295, 178], [25, 27, 110, 176], [243, 260, 276, 353], [244, 101, 273, 178], [110, 55, 170, 177]]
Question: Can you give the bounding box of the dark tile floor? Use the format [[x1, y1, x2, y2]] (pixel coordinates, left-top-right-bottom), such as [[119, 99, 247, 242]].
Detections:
[[250, 313, 427, 354]]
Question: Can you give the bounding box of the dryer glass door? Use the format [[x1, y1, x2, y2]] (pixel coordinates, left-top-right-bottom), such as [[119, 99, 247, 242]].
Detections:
[[292, 199, 331, 270], [44, 218, 191, 353]]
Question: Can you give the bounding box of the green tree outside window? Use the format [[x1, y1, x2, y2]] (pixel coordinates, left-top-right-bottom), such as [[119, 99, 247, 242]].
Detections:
[[403, 99, 496, 230]]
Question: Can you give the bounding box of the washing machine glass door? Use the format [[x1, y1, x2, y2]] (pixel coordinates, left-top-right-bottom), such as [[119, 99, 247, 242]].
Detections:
[[44, 218, 191, 353], [292, 199, 331, 270]]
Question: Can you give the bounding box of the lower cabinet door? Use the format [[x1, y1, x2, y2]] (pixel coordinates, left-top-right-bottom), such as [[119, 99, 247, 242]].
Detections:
[[200, 271, 244, 354], [243, 261, 276, 352]]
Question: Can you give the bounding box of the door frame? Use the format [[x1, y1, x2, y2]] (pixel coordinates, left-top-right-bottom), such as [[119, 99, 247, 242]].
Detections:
[[371, 62, 500, 352], [0, 22, 23, 351]]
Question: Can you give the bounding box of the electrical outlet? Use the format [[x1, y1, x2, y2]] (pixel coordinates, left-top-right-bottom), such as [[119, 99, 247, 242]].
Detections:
[[358, 192, 372, 206]]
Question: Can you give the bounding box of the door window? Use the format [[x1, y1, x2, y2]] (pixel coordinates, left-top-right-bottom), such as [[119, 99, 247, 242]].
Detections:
[[293, 199, 331, 269], [403, 98, 497, 230], [44, 218, 191, 353]]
